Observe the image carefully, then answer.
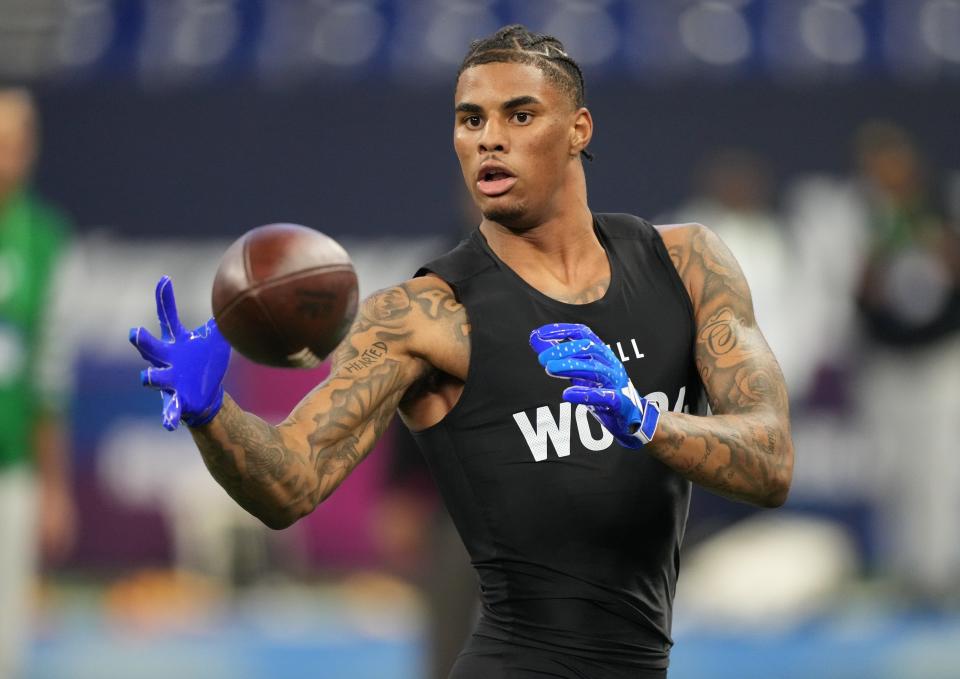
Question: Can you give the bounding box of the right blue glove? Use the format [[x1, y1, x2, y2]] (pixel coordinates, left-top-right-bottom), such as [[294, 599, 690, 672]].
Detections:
[[129, 275, 231, 431], [529, 323, 660, 449]]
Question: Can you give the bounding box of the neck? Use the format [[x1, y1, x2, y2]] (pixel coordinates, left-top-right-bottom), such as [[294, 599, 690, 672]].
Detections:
[[480, 203, 607, 289]]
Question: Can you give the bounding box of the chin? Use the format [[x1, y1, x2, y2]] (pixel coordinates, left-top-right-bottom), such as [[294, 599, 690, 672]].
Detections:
[[481, 198, 532, 230]]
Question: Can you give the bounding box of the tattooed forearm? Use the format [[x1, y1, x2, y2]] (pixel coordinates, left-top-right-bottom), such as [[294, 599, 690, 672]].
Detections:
[[654, 224, 794, 507], [649, 410, 790, 507], [190, 395, 313, 528], [186, 277, 467, 528]]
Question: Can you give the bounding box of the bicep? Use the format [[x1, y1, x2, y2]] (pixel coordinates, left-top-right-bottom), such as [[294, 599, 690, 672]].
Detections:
[[683, 225, 790, 418], [279, 283, 429, 466], [696, 310, 789, 417]]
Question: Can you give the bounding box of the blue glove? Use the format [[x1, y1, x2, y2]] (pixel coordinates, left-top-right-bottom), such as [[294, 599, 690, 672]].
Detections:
[[129, 276, 231, 431], [529, 323, 660, 449]]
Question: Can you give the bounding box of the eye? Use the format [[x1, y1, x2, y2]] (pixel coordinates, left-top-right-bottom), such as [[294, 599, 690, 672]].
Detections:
[[513, 111, 532, 124], [464, 115, 482, 128]]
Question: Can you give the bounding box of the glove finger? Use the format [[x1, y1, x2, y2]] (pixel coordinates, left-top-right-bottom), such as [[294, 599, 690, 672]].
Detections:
[[544, 358, 619, 386], [529, 323, 590, 352], [190, 317, 221, 340], [563, 386, 620, 409], [537, 338, 617, 368], [529, 325, 563, 353], [533, 323, 604, 346], [140, 366, 175, 391], [155, 275, 186, 342], [161, 391, 182, 431], [129, 326, 169, 366]]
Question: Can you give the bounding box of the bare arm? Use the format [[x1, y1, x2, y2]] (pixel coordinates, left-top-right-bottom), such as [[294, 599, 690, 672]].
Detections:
[[189, 278, 458, 529], [647, 224, 794, 507], [34, 412, 76, 559]]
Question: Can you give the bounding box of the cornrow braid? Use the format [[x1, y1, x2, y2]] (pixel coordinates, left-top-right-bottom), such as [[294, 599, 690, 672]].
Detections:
[[458, 25, 593, 161]]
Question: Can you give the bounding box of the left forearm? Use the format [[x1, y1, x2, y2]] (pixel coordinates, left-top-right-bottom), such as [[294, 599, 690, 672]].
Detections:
[[33, 411, 77, 559], [646, 410, 792, 507]]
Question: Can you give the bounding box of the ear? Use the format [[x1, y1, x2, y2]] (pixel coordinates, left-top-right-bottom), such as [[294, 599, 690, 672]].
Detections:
[[569, 107, 593, 157]]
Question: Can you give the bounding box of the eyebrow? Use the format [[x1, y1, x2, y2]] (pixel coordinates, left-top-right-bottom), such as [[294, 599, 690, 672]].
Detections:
[[502, 95, 541, 110], [454, 95, 543, 114]]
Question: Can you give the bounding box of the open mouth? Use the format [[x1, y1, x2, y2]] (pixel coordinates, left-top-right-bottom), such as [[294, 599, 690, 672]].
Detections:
[[477, 165, 518, 197]]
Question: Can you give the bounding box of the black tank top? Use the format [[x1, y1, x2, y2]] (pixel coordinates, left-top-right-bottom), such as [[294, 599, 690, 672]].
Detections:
[[412, 213, 706, 670]]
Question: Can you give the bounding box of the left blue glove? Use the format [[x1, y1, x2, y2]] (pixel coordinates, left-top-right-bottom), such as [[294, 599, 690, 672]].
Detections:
[[129, 275, 231, 431], [529, 323, 660, 449]]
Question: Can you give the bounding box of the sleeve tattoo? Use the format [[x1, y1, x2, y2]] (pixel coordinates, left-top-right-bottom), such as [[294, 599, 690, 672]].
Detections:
[[189, 278, 467, 528], [652, 225, 794, 507]]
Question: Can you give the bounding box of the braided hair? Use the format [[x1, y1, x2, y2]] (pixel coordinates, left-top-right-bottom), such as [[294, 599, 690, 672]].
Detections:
[[458, 25, 586, 110]]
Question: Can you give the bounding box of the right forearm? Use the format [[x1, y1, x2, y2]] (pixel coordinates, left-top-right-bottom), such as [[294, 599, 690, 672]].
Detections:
[[189, 394, 316, 529]]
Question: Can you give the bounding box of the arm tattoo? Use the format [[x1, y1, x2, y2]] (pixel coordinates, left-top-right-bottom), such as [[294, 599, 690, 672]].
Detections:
[[189, 278, 467, 527], [650, 225, 793, 507]]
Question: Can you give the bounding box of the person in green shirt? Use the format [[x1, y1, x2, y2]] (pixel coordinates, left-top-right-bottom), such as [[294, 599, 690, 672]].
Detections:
[[0, 88, 76, 678]]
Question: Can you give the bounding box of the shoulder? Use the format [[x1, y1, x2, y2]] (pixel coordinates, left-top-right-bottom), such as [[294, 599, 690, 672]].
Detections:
[[354, 276, 460, 329], [345, 277, 470, 387], [416, 232, 493, 285], [594, 212, 658, 241], [655, 222, 752, 319], [654, 221, 708, 254], [355, 276, 468, 360]]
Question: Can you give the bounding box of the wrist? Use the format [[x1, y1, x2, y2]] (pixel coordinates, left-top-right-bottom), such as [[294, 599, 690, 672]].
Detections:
[[616, 382, 660, 448], [183, 387, 225, 428], [630, 399, 660, 446]]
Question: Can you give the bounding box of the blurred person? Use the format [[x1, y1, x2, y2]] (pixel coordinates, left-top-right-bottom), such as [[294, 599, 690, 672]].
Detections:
[[375, 185, 482, 679], [0, 88, 76, 677], [375, 421, 478, 679], [669, 150, 816, 546], [671, 148, 818, 400], [130, 25, 794, 679], [853, 121, 960, 347], [851, 121, 960, 601]]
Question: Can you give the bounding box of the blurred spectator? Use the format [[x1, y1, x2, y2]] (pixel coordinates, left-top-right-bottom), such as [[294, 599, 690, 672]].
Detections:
[[670, 148, 819, 399], [0, 88, 76, 677], [786, 120, 960, 600], [668, 149, 821, 546], [853, 121, 960, 346], [375, 183, 481, 679], [850, 121, 960, 601]]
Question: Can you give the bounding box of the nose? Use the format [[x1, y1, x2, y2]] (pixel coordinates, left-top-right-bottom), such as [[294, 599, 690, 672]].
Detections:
[[478, 117, 508, 154]]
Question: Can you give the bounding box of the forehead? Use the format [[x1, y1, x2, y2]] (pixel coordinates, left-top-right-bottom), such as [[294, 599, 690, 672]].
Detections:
[[455, 61, 562, 108]]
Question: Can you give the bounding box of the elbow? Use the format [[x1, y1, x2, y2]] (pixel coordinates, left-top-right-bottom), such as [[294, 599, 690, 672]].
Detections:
[[761, 441, 794, 509], [258, 499, 316, 531], [261, 514, 295, 531], [761, 480, 790, 508]]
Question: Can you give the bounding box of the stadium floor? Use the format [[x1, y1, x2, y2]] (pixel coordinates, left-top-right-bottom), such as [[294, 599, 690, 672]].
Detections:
[[24, 578, 960, 679]]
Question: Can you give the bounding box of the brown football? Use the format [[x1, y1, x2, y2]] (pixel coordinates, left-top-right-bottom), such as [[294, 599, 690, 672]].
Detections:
[[211, 223, 359, 368]]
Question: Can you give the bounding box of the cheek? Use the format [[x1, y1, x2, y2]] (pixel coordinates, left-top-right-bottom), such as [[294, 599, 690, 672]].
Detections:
[[453, 134, 473, 180], [521, 127, 568, 184]]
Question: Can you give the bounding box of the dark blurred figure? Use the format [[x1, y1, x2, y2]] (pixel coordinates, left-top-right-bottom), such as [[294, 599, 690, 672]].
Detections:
[[671, 149, 823, 546], [671, 148, 819, 400], [851, 121, 960, 602], [854, 121, 960, 345], [374, 183, 480, 679], [0, 88, 76, 677]]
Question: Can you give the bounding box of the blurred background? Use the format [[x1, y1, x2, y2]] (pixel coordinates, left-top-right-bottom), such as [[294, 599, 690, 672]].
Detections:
[[1, 0, 959, 677]]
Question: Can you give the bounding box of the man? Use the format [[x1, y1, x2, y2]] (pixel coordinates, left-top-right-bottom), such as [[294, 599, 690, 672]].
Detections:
[[131, 25, 793, 678], [0, 88, 76, 677]]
